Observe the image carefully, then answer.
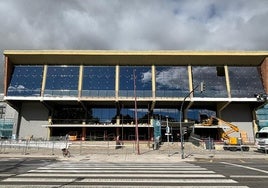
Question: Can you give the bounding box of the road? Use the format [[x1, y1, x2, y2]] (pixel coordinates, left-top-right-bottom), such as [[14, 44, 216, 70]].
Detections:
[[0, 157, 267, 187], [193, 158, 268, 188]]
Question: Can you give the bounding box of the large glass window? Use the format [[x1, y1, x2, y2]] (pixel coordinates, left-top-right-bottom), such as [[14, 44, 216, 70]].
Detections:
[[45, 66, 79, 96], [229, 67, 264, 97], [156, 66, 189, 97], [153, 108, 179, 122], [91, 108, 116, 124], [82, 66, 115, 97], [192, 66, 228, 97], [113, 107, 149, 124], [7, 65, 43, 96], [119, 66, 152, 97]]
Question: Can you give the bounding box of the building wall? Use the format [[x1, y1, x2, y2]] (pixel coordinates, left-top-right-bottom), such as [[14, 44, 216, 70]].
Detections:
[[261, 57, 268, 94], [221, 103, 254, 142], [19, 102, 49, 139]]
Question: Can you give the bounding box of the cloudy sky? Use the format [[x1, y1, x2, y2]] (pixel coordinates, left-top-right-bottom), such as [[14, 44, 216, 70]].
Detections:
[[1, 0, 268, 91]]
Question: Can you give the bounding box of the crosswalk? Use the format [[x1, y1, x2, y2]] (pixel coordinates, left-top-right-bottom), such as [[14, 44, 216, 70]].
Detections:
[[0, 161, 249, 188]]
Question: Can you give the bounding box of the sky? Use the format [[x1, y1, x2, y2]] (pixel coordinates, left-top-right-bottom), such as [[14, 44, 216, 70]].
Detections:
[[1, 0, 268, 92]]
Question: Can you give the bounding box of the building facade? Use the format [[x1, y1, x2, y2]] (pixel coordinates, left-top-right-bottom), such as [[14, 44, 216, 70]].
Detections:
[[3, 50, 268, 142], [0, 94, 17, 139]]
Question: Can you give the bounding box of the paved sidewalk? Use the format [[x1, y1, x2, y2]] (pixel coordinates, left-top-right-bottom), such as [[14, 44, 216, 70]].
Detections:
[[1, 144, 267, 163]]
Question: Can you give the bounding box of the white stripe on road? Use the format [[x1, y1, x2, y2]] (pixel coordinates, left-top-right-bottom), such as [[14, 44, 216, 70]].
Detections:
[[17, 173, 224, 178], [3, 177, 236, 183], [3, 178, 75, 182], [37, 167, 207, 170], [0, 174, 15, 177], [28, 169, 214, 174], [80, 178, 237, 183], [221, 162, 268, 174], [231, 175, 268, 178], [0, 186, 250, 188]]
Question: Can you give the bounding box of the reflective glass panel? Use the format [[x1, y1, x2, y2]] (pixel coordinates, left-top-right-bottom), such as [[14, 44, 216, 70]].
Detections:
[[45, 66, 79, 96], [156, 66, 189, 97], [7, 65, 43, 96], [119, 66, 152, 97], [118, 108, 149, 124], [91, 108, 116, 124], [192, 66, 228, 97], [82, 66, 115, 97], [153, 108, 179, 122], [229, 67, 264, 97]]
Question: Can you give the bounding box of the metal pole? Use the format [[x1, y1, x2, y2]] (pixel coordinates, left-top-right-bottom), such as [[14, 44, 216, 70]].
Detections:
[[134, 69, 140, 155], [179, 101, 185, 159], [179, 84, 200, 159]]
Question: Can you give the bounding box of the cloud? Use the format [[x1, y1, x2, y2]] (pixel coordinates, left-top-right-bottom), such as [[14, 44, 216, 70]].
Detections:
[[156, 67, 188, 90], [1, 0, 268, 92]]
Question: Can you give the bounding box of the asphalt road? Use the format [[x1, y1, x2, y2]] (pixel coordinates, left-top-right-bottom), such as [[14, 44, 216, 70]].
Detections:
[[0, 157, 267, 187], [192, 158, 268, 188]]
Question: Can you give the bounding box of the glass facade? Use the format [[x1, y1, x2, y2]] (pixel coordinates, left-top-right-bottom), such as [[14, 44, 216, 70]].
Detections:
[[45, 66, 79, 97], [229, 67, 265, 97], [5, 52, 267, 142], [92, 108, 116, 124], [7, 65, 43, 96], [0, 119, 13, 139], [82, 66, 115, 97], [153, 108, 179, 122], [192, 66, 228, 98], [119, 66, 152, 97], [156, 66, 189, 97], [7, 65, 265, 99], [256, 104, 268, 129], [119, 108, 149, 124]]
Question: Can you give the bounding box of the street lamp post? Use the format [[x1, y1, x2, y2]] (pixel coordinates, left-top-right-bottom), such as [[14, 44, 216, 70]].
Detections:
[[179, 82, 204, 159]]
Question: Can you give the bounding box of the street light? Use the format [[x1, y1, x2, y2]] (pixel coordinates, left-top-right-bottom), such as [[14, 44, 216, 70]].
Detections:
[[179, 82, 204, 159]]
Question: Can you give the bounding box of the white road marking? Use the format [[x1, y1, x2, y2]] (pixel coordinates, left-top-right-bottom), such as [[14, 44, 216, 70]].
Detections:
[[0, 174, 15, 177], [28, 169, 214, 174], [221, 162, 268, 174], [80, 178, 237, 183], [0, 186, 250, 188], [17, 173, 224, 178], [3, 177, 236, 183], [2, 178, 75, 182], [231, 175, 268, 178]]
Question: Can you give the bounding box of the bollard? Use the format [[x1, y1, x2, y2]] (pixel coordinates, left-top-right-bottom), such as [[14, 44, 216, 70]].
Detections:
[[107, 140, 110, 156], [51, 141, 55, 155], [79, 140, 82, 155]]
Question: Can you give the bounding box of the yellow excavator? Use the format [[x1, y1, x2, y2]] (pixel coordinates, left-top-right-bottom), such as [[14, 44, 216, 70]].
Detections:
[[202, 116, 249, 151]]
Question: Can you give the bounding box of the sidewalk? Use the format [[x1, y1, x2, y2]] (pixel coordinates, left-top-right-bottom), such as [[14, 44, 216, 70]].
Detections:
[[0, 143, 267, 163]]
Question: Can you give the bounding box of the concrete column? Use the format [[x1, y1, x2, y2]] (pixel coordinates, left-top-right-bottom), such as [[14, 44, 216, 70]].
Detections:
[[82, 127, 86, 140], [261, 57, 268, 94], [4, 56, 10, 96], [115, 65, 120, 100], [184, 66, 193, 121], [224, 65, 231, 98], [151, 65, 156, 98], [41, 65, 48, 97], [78, 65, 84, 98], [188, 65, 193, 96]]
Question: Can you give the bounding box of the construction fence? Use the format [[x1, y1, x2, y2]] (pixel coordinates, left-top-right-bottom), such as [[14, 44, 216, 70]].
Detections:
[[0, 139, 204, 157]]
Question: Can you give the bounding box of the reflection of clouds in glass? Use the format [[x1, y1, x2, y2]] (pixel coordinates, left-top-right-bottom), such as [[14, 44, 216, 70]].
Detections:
[[141, 70, 151, 83], [8, 85, 27, 91], [156, 67, 188, 89]]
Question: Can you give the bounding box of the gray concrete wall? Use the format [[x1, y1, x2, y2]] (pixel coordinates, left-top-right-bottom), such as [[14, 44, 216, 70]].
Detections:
[[18, 102, 49, 140], [221, 103, 255, 143]]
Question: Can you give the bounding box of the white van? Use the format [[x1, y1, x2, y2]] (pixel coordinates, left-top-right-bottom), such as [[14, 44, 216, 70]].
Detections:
[[255, 127, 268, 153]]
